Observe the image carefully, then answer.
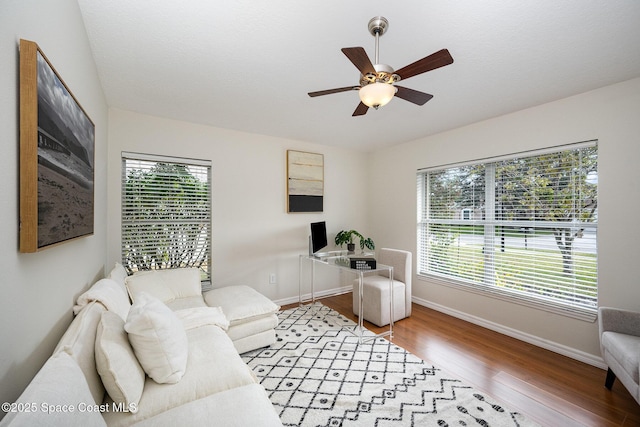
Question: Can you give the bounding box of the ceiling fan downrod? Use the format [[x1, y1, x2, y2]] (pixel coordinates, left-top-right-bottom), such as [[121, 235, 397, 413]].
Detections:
[[368, 16, 388, 65], [362, 17, 399, 88]]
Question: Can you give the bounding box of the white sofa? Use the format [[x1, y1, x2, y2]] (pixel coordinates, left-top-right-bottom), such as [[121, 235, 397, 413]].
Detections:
[[1, 265, 283, 427]]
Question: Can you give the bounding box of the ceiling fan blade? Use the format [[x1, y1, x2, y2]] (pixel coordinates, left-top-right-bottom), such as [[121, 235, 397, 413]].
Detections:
[[395, 49, 454, 81], [341, 47, 376, 76], [394, 86, 434, 106], [352, 102, 369, 116], [308, 86, 359, 97]]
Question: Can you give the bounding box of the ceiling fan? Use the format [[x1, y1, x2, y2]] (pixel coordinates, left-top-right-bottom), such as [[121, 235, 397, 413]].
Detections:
[[308, 16, 454, 116]]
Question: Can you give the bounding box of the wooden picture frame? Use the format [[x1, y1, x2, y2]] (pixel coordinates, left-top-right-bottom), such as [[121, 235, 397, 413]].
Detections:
[[19, 39, 95, 252], [287, 150, 324, 213]]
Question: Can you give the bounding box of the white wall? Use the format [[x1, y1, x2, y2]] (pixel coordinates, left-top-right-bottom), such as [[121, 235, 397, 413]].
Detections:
[[0, 0, 108, 413], [107, 109, 371, 304], [369, 77, 640, 364]]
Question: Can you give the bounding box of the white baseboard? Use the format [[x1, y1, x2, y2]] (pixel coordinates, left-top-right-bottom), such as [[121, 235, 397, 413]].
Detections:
[[275, 286, 352, 307], [411, 296, 606, 369]]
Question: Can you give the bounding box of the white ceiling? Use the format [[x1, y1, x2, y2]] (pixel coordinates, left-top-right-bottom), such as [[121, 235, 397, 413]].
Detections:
[[77, 0, 640, 152]]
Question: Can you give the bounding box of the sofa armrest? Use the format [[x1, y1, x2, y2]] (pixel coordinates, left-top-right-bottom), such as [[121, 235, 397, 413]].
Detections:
[[598, 307, 640, 338], [0, 352, 106, 427]]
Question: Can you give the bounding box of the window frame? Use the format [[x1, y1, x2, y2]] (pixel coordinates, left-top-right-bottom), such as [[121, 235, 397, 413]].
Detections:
[[121, 152, 212, 283], [416, 141, 598, 321]]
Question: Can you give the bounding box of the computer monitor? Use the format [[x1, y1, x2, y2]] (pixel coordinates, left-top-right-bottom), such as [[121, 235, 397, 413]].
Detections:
[[310, 221, 328, 255]]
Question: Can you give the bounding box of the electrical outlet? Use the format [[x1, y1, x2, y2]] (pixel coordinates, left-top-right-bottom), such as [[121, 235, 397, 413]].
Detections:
[[269, 273, 276, 284]]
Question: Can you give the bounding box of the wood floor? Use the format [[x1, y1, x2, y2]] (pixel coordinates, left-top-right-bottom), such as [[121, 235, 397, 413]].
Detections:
[[283, 293, 640, 426]]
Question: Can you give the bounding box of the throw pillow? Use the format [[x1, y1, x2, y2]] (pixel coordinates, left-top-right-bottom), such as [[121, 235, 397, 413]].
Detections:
[[125, 292, 188, 384], [95, 311, 145, 411]]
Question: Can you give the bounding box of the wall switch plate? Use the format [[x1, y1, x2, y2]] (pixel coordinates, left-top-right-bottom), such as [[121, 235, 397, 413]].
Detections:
[[269, 273, 276, 284]]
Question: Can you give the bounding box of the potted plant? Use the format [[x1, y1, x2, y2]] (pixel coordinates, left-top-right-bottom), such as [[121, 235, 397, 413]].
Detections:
[[334, 230, 375, 254]]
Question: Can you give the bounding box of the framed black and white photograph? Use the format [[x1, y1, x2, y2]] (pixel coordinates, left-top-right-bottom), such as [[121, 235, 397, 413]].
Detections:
[[19, 39, 95, 252]]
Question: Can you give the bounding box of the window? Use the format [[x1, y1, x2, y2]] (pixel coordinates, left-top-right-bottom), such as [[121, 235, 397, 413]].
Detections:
[[417, 141, 598, 319], [121, 152, 211, 281]]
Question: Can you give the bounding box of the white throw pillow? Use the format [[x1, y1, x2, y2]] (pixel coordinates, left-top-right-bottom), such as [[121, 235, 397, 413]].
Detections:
[[125, 268, 202, 303], [125, 292, 188, 384], [95, 311, 145, 411]]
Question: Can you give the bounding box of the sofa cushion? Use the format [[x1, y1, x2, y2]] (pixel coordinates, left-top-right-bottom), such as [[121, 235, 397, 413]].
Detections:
[[204, 285, 279, 325], [174, 306, 230, 331], [226, 313, 278, 341], [125, 268, 201, 304], [165, 295, 207, 311], [129, 384, 283, 427], [0, 352, 107, 427], [103, 324, 258, 427], [95, 311, 145, 411], [125, 293, 188, 384]]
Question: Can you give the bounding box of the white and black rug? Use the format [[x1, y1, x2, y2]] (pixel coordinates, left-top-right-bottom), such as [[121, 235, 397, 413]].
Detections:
[[242, 303, 539, 427]]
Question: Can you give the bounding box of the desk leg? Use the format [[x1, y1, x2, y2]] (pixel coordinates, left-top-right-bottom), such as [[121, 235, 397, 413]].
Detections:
[[389, 266, 394, 341], [358, 271, 364, 342], [298, 255, 317, 306], [298, 255, 303, 306], [311, 259, 315, 304]]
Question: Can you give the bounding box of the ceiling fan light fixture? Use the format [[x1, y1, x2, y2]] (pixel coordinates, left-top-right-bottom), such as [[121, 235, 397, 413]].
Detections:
[[359, 82, 396, 109]]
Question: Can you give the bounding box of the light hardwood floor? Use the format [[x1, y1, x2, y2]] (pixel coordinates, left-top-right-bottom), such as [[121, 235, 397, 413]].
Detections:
[[283, 293, 640, 426]]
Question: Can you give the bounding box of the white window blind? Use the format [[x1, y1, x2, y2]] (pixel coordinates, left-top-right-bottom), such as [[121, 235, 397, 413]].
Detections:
[[417, 141, 598, 319], [121, 152, 211, 280]]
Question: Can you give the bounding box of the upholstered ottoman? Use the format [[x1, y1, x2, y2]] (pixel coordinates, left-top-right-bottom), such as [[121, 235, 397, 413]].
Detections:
[[204, 285, 280, 354]]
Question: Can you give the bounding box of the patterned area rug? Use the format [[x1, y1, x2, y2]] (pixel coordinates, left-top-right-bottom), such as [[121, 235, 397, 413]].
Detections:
[[242, 303, 539, 427]]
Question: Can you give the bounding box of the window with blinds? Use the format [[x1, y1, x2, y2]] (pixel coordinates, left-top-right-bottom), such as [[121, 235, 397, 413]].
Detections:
[[121, 153, 211, 280], [417, 141, 598, 319]]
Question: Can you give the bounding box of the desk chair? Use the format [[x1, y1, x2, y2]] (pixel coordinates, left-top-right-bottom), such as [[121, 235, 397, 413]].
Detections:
[[352, 248, 412, 327]]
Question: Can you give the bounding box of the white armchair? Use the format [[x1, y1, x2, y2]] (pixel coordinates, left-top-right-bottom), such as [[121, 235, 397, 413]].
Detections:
[[352, 248, 412, 327], [598, 306, 640, 404]]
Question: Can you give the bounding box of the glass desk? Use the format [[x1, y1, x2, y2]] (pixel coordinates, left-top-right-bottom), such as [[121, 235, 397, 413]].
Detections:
[[299, 251, 394, 343]]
